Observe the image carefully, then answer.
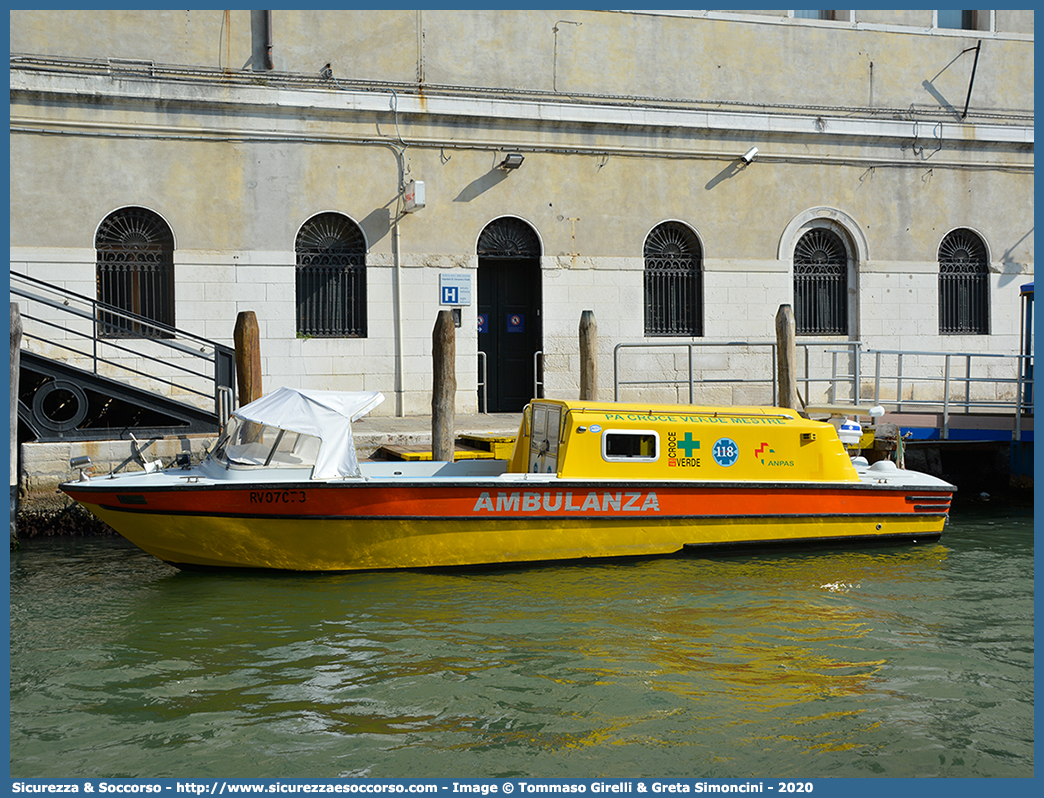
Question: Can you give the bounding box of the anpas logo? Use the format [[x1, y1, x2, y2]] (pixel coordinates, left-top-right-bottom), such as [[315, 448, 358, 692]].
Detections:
[[755, 442, 794, 467]]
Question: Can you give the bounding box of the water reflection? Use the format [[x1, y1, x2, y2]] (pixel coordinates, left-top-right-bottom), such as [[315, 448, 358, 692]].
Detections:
[[11, 522, 1032, 779], [101, 546, 951, 755]]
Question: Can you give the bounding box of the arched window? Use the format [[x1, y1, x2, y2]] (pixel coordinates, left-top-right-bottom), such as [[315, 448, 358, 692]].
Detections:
[[939, 229, 989, 334], [477, 216, 541, 258], [643, 222, 703, 337], [794, 228, 848, 335], [95, 207, 175, 337], [296, 213, 367, 338]]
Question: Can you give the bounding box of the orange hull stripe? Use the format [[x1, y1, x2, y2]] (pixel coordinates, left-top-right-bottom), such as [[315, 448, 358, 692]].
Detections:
[[65, 484, 951, 520]]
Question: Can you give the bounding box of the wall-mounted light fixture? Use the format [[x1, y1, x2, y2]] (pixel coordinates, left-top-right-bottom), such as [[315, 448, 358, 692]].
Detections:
[[497, 153, 525, 171], [741, 147, 759, 164]]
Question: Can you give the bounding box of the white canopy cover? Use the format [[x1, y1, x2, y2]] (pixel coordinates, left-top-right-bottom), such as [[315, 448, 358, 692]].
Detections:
[[232, 387, 385, 479]]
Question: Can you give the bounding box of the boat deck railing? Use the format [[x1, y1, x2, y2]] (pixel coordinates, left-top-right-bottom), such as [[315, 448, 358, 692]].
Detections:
[[613, 339, 1033, 441]]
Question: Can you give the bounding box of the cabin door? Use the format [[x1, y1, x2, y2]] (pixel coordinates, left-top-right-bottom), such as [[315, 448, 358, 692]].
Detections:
[[528, 403, 561, 474], [477, 218, 542, 413]]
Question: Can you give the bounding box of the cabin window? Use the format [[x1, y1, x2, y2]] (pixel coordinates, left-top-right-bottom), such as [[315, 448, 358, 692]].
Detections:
[[603, 430, 659, 462]]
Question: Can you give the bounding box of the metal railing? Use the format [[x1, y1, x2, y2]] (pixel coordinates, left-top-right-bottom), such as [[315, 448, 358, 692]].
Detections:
[[868, 349, 1033, 440], [475, 349, 543, 414], [11, 271, 235, 425], [477, 351, 488, 414], [613, 338, 1032, 441], [613, 340, 863, 406], [534, 350, 544, 401]]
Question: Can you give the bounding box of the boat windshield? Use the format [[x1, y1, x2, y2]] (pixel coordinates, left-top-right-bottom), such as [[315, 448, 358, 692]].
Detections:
[[210, 416, 321, 470]]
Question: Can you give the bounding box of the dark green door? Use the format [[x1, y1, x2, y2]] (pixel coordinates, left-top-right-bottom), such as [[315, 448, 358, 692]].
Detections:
[[477, 218, 542, 413]]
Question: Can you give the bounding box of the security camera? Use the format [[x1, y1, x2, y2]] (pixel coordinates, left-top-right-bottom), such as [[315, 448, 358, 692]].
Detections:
[[741, 147, 759, 164]]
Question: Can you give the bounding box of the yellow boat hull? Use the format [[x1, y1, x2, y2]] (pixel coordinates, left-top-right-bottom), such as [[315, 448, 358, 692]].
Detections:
[[83, 501, 946, 572]]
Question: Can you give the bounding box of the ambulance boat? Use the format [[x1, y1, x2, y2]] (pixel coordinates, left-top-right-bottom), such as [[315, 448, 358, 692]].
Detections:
[[59, 387, 955, 572]]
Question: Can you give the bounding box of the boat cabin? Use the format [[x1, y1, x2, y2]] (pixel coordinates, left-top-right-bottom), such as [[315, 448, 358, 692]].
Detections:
[[507, 400, 860, 482]]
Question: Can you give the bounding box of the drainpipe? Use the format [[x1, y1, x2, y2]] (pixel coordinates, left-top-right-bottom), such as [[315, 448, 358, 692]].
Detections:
[[263, 11, 274, 70], [392, 205, 405, 417], [384, 142, 407, 417]]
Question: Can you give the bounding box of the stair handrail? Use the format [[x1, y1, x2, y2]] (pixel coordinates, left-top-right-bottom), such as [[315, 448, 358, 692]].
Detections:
[[10, 271, 235, 425]]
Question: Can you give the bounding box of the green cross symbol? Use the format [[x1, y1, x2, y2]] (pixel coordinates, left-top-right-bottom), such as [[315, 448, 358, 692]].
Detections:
[[678, 432, 700, 457]]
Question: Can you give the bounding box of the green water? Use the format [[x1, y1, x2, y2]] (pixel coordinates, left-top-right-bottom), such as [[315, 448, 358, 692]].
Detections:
[[9, 506, 1034, 779]]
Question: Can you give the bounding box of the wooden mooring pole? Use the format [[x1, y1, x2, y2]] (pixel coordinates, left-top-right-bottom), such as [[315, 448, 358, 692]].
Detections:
[[234, 310, 262, 407], [11, 303, 22, 542], [775, 304, 800, 412], [432, 310, 456, 462], [579, 310, 598, 401]]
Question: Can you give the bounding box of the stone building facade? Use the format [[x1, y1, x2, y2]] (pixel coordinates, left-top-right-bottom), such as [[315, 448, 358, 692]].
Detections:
[[9, 10, 1034, 416]]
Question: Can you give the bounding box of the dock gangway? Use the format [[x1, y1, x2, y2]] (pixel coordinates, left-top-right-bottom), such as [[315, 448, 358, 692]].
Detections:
[[11, 271, 235, 442]]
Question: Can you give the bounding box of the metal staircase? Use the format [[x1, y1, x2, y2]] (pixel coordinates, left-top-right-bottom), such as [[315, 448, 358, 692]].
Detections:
[[11, 272, 235, 443]]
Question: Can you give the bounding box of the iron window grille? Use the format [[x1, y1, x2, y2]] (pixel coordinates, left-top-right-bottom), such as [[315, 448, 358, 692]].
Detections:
[[644, 222, 703, 337], [939, 229, 989, 335], [295, 213, 367, 338], [95, 207, 176, 338], [794, 228, 848, 335]]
